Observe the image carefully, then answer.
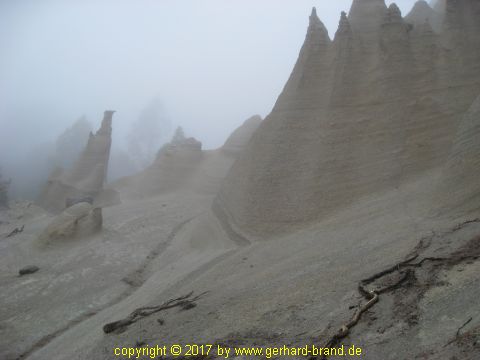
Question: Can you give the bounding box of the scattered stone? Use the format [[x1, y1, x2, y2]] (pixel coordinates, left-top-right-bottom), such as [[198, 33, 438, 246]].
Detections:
[[19, 266, 39, 276]]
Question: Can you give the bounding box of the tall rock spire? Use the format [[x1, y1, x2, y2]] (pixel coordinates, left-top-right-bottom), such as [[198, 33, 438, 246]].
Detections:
[[334, 11, 353, 40], [348, 0, 388, 35], [215, 2, 480, 239], [405, 0, 439, 30], [274, 7, 331, 111], [38, 111, 116, 213], [97, 110, 114, 136], [387, 3, 402, 22], [306, 7, 330, 47]]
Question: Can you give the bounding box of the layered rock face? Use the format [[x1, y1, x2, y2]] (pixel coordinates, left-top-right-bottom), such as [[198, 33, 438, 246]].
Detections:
[[221, 115, 262, 157], [216, 0, 480, 238], [38, 111, 115, 213]]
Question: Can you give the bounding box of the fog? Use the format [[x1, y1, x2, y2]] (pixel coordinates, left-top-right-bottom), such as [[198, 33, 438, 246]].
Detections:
[[0, 0, 418, 198]]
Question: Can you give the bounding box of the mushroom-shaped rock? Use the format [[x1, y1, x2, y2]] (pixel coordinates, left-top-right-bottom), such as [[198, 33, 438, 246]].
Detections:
[[38, 202, 102, 246]]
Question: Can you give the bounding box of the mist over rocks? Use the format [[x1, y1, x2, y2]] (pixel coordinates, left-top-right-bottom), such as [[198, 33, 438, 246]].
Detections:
[[113, 117, 261, 200], [38, 111, 115, 213], [112, 127, 203, 198], [52, 116, 93, 171], [215, 0, 480, 238], [0, 171, 10, 209], [405, 1, 443, 31], [2, 2, 480, 359]]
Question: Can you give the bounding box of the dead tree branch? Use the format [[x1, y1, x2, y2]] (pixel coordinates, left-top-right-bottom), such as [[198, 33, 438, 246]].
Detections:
[[316, 220, 480, 359], [103, 291, 208, 334], [6, 225, 24, 238]]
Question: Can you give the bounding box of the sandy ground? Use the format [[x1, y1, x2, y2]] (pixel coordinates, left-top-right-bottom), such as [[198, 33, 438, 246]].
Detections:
[[1, 167, 478, 360]]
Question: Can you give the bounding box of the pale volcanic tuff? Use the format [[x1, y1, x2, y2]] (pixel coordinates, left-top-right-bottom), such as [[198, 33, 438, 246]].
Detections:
[[215, 0, 480, 238]]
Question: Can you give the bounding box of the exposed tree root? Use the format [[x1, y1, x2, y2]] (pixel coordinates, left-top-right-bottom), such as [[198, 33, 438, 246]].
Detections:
[[6, 225, 24, 238], [103, 291, 208, 334], [314, 218, 480, 359], [444, 317, 475, 348]]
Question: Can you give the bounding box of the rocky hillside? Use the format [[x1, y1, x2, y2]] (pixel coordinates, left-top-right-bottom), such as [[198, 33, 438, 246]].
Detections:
[[216, 0, 480, 238]]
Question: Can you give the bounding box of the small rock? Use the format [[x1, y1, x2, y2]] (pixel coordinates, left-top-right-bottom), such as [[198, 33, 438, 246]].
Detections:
[[19, 266, 39, 276]]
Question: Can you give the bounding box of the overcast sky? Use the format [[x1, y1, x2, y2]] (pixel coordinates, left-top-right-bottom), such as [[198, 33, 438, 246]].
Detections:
[[0, 0, 419, 159]]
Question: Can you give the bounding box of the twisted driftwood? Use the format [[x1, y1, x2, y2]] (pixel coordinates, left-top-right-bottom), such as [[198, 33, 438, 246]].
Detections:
[[103, 291, 208, 334], [318, 223, 480, 359]]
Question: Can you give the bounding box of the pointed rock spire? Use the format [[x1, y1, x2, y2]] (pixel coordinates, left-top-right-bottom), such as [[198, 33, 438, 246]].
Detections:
[[98, 110, 115, 136], [334, 11, 352, 39], [306, 6, 330, 46], [348, 0, 388, 34], [406, 0, 442, 32], [38, 111, 115, 212], [387, 3, 402, 22]]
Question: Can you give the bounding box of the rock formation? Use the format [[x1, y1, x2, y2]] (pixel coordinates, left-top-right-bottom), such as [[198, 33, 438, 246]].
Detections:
[[38, 111, 115, 213], [162, 126, 202, 152], [215, 0, 480, 238], [112, 118, 261, 199], [433, 0, 447, 12], [436, 94, 480, 213], [405, 1, 442, 32], [221, 115, 262, 156], [112, 127, 203, 197], [38, 202, 102, 246]]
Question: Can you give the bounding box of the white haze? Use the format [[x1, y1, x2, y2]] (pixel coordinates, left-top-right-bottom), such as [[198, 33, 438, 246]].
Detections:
[[0, 0, 418, 196]]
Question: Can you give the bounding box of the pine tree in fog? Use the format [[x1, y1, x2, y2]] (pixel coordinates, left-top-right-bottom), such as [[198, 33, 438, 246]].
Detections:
[[127, 98, 172, 169], [0, 168, 10, 208], [52, 116, 93, 169]]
